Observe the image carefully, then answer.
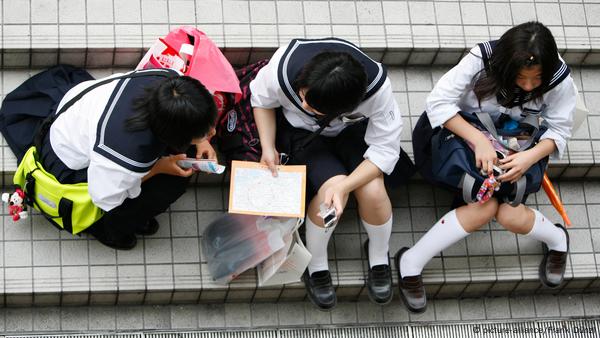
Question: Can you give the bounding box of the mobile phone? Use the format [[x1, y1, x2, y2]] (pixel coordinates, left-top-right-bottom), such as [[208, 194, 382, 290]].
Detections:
[[481, 165, 504, 177], [319, 203, 338, 228], [176, 158, 226, 174]]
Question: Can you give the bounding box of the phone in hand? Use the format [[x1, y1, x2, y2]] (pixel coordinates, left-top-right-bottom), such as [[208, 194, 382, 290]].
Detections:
[[176, 158, 226, 174], [318, 203, 338, 228]]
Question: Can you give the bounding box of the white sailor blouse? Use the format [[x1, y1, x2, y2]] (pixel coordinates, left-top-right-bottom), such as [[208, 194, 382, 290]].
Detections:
[[50, 69, 178, 211], [249, 38, 404, 175], [426, 41, 577, 159]]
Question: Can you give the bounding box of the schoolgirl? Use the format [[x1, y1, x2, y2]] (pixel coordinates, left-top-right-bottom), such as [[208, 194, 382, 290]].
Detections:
[[1, 67, 217, 250], [396, 22, 576, 313], [250, 38, 414, 310]]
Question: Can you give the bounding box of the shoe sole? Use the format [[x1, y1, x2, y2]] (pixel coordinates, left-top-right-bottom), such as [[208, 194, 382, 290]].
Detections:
[[538, 223, 570, 288], [394, 248, 427, 314], [364, 240, 393, 306]]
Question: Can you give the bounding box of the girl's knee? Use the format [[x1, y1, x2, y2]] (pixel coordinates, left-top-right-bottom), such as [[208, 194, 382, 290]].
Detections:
[[318, 175, 347, 194], [458, 199, 498, 231], [355, 177, 388, 205], [495, 203, 533, 234]]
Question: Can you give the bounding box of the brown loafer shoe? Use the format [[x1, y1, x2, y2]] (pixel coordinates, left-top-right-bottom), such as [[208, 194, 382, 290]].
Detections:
[[539, 223, 569, 288], [394, 247, 427, 313]]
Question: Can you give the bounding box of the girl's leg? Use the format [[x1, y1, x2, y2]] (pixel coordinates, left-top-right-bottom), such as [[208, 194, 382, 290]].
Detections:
[[495, 204, 568, 287], [396, 199, 499, 313], [88, 174, 190, 250], [306, 175, 349, 274], [400, 199, 500, 277], [354, 174, 392, 267], [303, 175, 349, 310], [354, 174, 394, 304]]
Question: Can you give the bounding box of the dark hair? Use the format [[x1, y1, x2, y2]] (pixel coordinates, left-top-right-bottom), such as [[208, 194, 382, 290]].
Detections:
[[293, 51, 367, 117], [126, 76, 217, 151], [473, 21, 559, 106]]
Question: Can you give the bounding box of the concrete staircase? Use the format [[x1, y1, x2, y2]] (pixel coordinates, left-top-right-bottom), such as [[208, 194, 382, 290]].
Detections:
[[0, 0, 599, 306]]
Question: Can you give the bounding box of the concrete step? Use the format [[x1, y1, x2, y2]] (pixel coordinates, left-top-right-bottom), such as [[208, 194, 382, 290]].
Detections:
[[1, 0, 599, 67], [0, 179, 597, 306], [1, 66, 600, 180]]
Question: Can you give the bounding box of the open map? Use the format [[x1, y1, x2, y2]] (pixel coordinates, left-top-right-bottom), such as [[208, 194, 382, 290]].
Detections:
[[228, 161, 306, 218]]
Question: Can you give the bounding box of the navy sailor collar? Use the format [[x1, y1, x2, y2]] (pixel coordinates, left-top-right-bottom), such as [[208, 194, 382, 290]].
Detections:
[[277, 38, 387, 118], [478, 40, 570, 108]]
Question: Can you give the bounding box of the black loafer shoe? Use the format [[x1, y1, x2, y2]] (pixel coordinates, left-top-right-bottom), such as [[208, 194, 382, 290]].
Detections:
[[302, 270, 337, 311], [394, 247, 427, 313], [364, 240, 393, 305], [539, 223, 569, 288], [135, 217, 160, 236]]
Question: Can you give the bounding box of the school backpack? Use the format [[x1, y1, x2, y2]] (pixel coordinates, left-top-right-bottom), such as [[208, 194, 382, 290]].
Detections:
[[214, 59, 269, 164]]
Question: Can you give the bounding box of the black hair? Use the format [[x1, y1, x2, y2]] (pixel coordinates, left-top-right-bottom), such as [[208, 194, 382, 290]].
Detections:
[[293, 51, 367, 117], [473, 21, 560, 106], [126, 76, 217, 152]]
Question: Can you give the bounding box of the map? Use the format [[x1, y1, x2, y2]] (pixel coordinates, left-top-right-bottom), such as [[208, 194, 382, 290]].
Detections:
[[228, 161, 306, 218]]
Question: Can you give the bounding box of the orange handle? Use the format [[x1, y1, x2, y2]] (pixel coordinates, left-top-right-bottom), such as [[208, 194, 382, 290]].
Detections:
[[542, 173, 571, 227]]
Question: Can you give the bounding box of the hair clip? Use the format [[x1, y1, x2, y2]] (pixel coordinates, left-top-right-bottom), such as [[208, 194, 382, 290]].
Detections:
[[525, 55, 536, 66]]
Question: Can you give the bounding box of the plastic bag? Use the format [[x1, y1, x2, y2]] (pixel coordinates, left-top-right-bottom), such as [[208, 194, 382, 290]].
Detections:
[[136, 26, 241, 102], [201, 214, 300, 284]]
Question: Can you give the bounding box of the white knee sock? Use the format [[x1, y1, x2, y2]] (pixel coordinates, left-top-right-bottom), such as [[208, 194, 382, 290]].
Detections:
[[362, 215, 392, 268], [400, 209, 469, 277], [306, 216, 337, 274], [526, 209, 567, 252]]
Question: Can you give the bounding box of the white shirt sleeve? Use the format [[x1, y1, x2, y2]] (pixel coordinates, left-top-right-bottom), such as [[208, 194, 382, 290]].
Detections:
[[250, 47, 285, 109], [362, 79, 403, 175], [539, 77, 577, 159], [426, 46, 484, 128], [87, 152, 147, 212]]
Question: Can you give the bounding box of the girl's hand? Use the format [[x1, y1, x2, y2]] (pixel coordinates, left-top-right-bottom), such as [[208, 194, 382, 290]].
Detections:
[[194, 139, 218, 160], [473, 135, 498, 175], [323, 185, 349, 219], [260, 146, 280, 177], [154, 154, 194, 177], [498, 151, 536, 183]]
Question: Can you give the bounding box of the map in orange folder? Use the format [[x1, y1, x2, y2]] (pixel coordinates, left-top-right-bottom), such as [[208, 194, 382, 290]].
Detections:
[[228, 160, 306, 218]]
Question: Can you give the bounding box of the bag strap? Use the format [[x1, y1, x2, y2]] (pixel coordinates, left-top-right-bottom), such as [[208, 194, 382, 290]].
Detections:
[[503, 176, 527, 207], [474, 112, 498, 139], [460, 173, 478, 204], [296, 114, 338, 153], [34, 69, 178, 154], [25, 171, 79, 233]]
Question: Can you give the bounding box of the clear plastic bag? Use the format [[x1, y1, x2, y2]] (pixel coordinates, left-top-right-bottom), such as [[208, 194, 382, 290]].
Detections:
[[201, 213, 300, 284]]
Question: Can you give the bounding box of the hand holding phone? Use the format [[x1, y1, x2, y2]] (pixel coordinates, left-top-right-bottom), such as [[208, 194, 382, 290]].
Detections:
[[318, 202, 338, 228], [176, 158, 226, 174]]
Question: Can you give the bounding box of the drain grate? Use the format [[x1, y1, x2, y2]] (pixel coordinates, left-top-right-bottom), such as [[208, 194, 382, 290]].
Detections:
[[7, 319, 599, 338]]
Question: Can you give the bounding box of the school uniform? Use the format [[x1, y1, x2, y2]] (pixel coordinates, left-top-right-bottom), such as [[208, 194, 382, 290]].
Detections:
[[250, 38, 411, 308], [397, 41, 574, 313], [22, 68, 188, 240], [426, 41, 576, 160], [250, 38, 413, 195]]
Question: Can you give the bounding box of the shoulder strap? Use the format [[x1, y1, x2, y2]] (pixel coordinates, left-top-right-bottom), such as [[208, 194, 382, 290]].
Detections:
[[34, 69, 178, 154], [55, 69, 178, 118]]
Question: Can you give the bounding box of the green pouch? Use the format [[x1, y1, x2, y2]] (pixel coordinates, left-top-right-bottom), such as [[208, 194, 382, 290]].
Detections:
[[14, 146, 104, 234]]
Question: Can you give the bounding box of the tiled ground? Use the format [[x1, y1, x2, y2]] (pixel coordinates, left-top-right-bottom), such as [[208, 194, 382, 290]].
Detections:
[[0, 178, 598, 305], [1, 66, 600, 176], [1, 0, 600, 67], [0, 294, 598, 333], [0, 0, 598, 335], [0, 64, 599, 304]]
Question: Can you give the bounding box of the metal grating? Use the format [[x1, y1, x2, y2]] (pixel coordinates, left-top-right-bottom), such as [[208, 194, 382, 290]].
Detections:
[[7, 319, 599, 338]]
